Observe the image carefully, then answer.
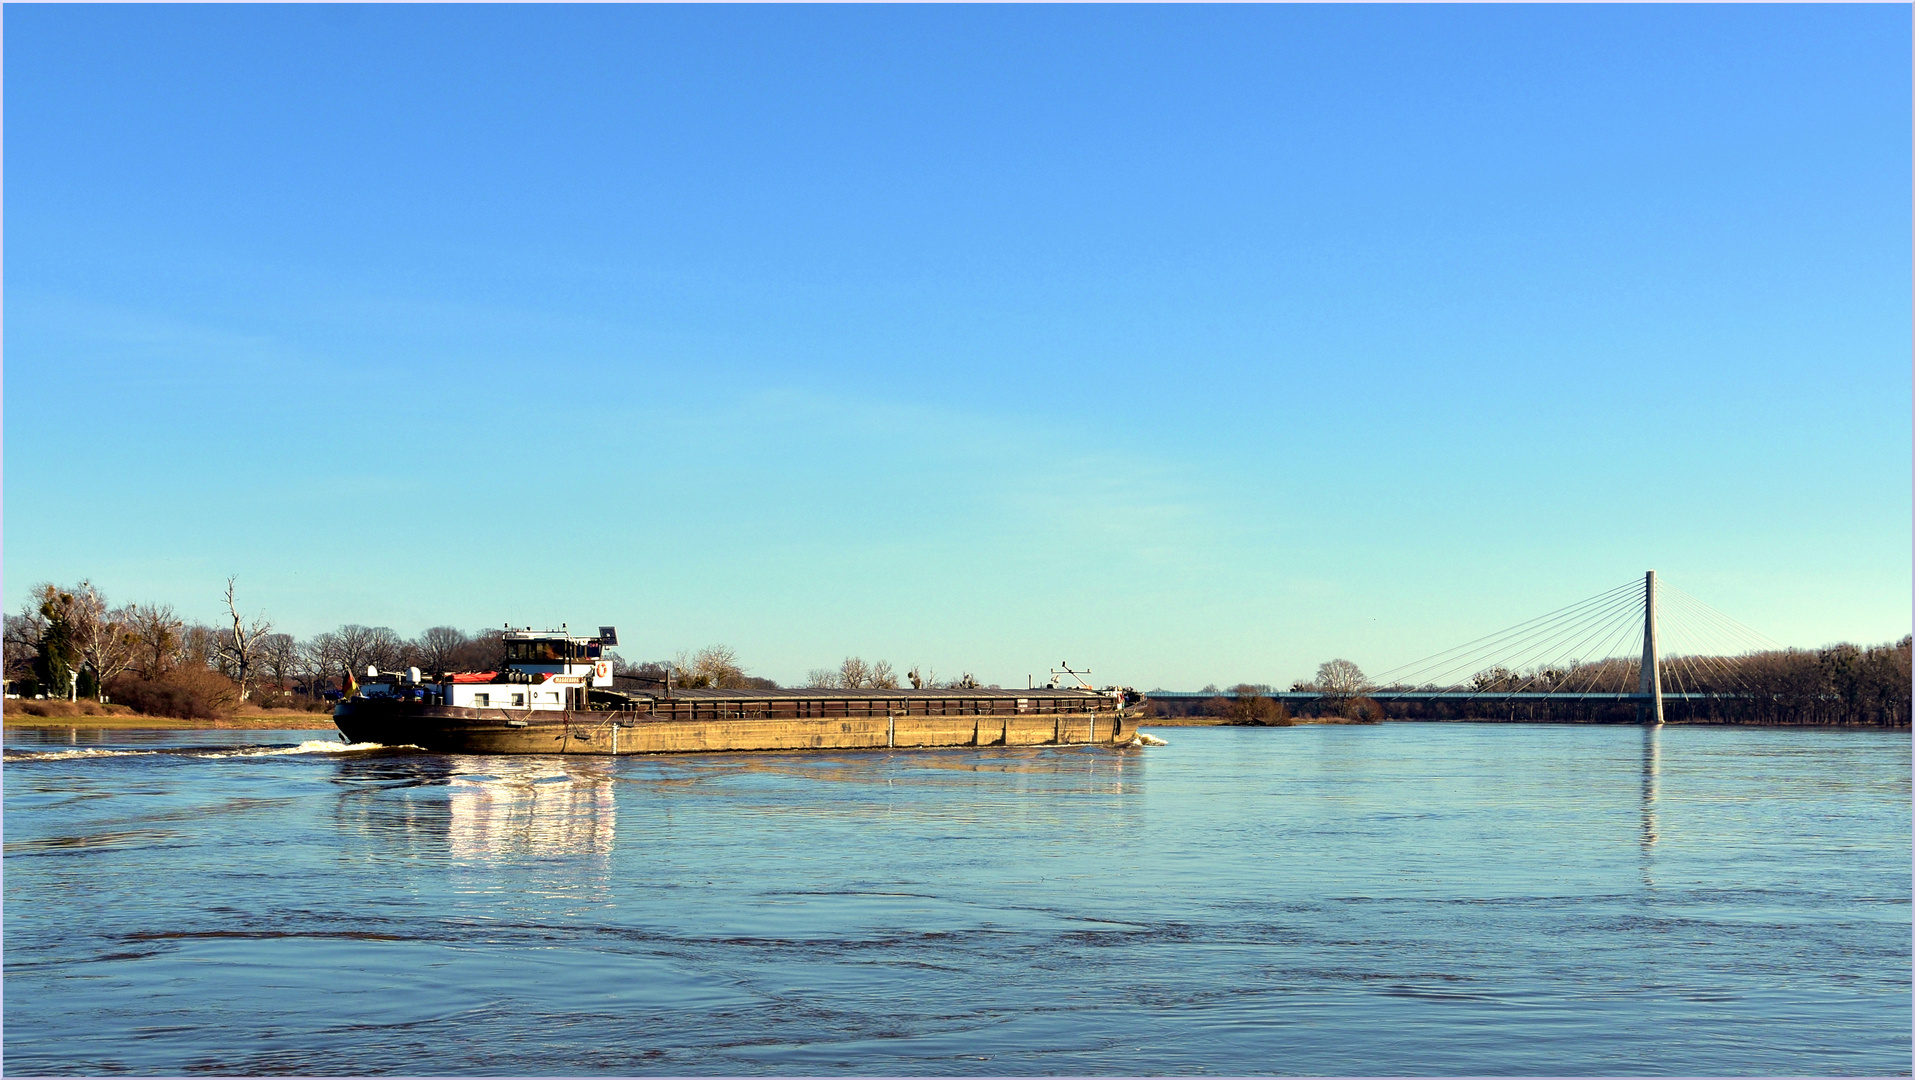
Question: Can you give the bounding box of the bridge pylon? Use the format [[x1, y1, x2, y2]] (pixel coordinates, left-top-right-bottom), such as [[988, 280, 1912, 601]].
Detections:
[[1639, 569, 1664, 725]]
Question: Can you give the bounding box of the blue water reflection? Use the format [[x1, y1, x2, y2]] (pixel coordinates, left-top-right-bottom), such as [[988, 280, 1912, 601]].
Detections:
[[4, 724, 1908, 1075]]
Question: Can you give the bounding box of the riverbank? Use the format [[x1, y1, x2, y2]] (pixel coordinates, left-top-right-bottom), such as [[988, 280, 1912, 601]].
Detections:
[[4, 707, 332, 730]]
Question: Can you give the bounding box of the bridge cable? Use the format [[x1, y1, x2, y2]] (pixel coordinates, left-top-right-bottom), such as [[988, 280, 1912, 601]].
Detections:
[[1568, 586, 1663, 698], [1545, 595, 1652, 697], [1663, 628, 1748, 694], [1489, 590, 1649, 698], [1502, 590, 1651, 698], [1657, 591, 1763, 693], [1437, 593, 1641, 697], [1571, 611, 1646, 696], [1371, 580, 1641, 690], [1654, 589, 1754, 693], [1664, 587, 1782, 664], [1362, 576, 1778, 709], [1367, 579, 1640, 687], [1664, 643, 1693, 701], [1655, 607, 1724, 701], [1678, 647, 1727, 698], [1665, 585, 1785, 652], [1456, 587, 1646, 696]]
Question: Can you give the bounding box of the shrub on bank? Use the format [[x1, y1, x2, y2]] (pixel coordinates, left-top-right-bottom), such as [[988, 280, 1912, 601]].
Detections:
[[1185, 689, 1294, 725], [106, 667, 239, 721], [243, 688, 334, 713], [11, 699, 134, 719], [1228, 686, 1293, 726]]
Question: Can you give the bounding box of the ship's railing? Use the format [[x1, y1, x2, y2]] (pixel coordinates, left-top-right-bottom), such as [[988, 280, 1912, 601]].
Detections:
[[593, 697, 1119, 722]]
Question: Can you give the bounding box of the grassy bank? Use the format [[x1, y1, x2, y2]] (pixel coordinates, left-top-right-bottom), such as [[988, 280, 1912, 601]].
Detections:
[[4, 703, 334, 731]]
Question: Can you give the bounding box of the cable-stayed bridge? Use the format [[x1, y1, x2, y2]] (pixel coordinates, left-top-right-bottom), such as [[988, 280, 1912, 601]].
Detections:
[[1151, 571, 1786, 725]]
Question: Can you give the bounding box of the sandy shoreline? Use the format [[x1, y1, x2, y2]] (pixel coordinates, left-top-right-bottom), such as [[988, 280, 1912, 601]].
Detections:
[[4, 712, 336, 731]]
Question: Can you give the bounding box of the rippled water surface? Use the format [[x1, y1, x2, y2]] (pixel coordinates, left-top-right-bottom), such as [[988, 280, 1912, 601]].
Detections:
[[4, 723, 1908, 1075]]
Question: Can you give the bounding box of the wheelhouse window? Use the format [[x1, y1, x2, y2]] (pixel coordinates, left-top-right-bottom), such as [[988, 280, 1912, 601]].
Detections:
[[508, 640, 562, 663], [507, 639, 590, 663], [473, 693, 490, 707]]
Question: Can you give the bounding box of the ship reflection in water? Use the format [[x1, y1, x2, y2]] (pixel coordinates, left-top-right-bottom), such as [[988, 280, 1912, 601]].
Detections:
[[447, 761, 617, 859], [330, 745, 1138, 863], [328, 753, 618, 859]]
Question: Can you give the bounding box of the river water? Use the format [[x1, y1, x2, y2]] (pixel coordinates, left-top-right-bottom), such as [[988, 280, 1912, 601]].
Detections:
[[3, 722, 1908, 1076]]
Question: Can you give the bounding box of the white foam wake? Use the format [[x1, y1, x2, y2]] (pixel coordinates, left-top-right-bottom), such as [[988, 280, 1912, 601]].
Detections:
[[3, 747, 162, 762], [192, 740, 391, 758], [5, 740, 393, 763]]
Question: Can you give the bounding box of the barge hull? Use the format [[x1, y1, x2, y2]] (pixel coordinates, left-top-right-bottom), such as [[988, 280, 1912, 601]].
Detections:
[[334, 702, 1135, 755]]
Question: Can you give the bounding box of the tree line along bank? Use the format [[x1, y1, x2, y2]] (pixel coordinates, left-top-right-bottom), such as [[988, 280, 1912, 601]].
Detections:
[[1150, 648, 1911, 728], [7, 580, 1905, 727], [3, 580, 992, 721]]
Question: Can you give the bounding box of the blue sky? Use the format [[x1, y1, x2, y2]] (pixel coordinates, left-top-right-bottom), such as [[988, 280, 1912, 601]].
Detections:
[[6, 4, 1908, 689]]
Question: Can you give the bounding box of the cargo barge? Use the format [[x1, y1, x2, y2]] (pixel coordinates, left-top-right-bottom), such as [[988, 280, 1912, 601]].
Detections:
[[333, 626, 1142, 755]]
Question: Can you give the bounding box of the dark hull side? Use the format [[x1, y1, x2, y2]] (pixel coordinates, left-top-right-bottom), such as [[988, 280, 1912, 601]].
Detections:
[[334, 699, 1136, 755]]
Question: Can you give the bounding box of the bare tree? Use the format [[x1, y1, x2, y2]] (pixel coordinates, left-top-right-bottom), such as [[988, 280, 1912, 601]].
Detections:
[[61, 583, 109, 682], [608, 652, 652, 677], [669, 654, 707, 687], [415, 626, 469, 674], [673, 645, 746, 689], [1469, 666, 1517, 693], [695, 645, 744, 687], [214, 578, 274, 702], [127, 603, 185, 679], [610, 658, 673, 692], [74, 588, 140, 696], [451, 628, 506, 672], [388, 637, 423, 671], [17, 582, 138, 698], [259, 633, 298, 692], [836, 656, 872, 689], [313, 624, 405, 683], [907, 666, 939, 690], [182, 625, 222, 671], [1314, 659, 1369, 698], [363, 627, 406, 673], [5, 605, 48, 684], [811, 656, 898, 690], [297, 635, 337, 696]]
